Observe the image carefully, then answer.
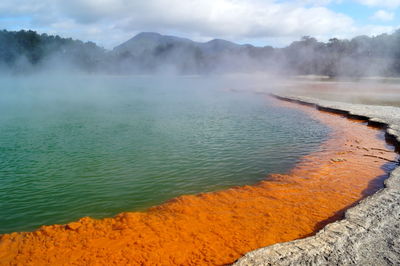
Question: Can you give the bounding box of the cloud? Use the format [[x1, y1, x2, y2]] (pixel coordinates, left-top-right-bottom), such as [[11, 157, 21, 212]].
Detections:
[[0, 1, 46, 16], [49, 0, 356, 43], [295, 0, 342, 7], [0, 0, 396, 48], [371, 10, 395, 21]]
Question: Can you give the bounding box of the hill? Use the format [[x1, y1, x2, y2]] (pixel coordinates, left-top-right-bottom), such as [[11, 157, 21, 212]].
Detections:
[[112, 32, 273, 73], [0, 30, 107, 73]]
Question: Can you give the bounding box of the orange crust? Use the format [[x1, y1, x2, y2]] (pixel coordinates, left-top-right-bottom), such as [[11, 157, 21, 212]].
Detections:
[[0, 99, 397, 265]]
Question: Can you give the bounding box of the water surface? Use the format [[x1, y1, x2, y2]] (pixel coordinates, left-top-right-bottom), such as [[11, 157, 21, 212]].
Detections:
[[0, 76, 329, 233]]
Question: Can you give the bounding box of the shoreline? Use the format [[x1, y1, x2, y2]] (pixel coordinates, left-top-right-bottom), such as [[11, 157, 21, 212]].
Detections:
[[236, 94, 400, 265], [0, 97, 398, 265]]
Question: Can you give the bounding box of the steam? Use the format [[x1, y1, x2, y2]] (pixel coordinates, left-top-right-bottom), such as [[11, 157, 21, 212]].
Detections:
[[2, 29, 400, 110], [2, 29, 400, 79]]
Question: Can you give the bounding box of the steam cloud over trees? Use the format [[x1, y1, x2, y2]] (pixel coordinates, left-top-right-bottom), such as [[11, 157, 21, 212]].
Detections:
[[2, 29, 400, 77]]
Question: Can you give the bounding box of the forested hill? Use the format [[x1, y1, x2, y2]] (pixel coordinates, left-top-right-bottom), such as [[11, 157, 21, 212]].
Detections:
[[2, 29, 400, 77], [0, 30, 107, 73]]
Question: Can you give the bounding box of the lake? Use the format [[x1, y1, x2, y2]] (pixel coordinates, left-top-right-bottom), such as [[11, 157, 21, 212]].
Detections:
[[0, 75, 329, 233]]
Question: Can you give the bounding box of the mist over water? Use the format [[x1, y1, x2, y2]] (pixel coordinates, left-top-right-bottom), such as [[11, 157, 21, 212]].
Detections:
[[0, 75, 330, 233]]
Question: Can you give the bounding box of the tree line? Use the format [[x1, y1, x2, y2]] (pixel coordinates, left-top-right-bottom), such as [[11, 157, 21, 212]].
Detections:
[[1, 29, 400, 77]]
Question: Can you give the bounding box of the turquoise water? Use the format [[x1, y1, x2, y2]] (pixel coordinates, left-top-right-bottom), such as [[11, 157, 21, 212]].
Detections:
[[0, 76, 329, 233]]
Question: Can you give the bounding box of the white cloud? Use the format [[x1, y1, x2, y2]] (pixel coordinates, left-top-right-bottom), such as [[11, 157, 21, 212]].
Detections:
[[371, 10, 395, 21], [296, 0, 342, 7], [49, 0, 356, 45], [0, 0, 396, 48]]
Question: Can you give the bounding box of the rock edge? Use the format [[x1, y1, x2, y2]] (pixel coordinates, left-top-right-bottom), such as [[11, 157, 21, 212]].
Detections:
[[235, 94, 400, 266]]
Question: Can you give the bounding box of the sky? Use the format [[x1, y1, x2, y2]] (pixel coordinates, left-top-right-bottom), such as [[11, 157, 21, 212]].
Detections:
[[1, 0, 400, 49]]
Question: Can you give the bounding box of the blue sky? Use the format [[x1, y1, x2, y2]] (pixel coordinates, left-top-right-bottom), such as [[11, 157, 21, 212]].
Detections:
[[330, 1, 399, 25], [0, 0, 399, 49]]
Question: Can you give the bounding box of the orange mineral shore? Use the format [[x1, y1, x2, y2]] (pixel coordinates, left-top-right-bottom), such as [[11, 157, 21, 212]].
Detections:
[[0, 99, 398, 266]]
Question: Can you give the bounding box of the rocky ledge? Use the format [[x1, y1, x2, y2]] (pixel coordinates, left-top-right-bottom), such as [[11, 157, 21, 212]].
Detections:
[[235, 94, 400, 265]]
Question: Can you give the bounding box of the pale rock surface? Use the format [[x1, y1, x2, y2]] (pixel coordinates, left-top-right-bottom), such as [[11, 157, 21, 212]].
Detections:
[[235, 95, 400, 266]]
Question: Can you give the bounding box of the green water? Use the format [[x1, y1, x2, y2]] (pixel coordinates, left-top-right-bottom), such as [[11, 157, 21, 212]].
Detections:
[[0, 76, 329, 233]]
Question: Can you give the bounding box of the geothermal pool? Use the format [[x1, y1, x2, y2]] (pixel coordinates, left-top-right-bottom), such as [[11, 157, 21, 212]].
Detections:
[[0, 76, 330, 233]]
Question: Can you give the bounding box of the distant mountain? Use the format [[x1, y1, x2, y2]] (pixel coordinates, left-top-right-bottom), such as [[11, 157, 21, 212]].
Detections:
[[113, 32, 194, 56], [112, 32, 271, 73], [200, 39, 244, 53], [114, 32, 252, 55]]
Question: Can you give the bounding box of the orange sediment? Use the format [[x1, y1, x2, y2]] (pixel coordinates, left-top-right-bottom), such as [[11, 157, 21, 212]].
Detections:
[[0, 100, 398, 265]]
